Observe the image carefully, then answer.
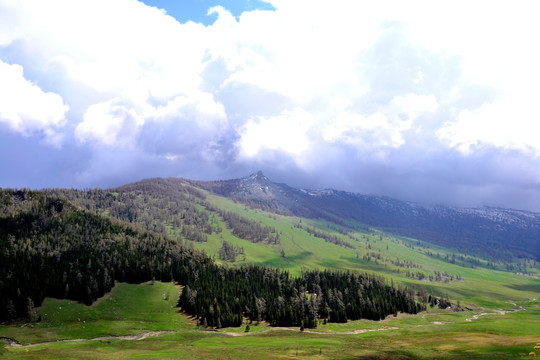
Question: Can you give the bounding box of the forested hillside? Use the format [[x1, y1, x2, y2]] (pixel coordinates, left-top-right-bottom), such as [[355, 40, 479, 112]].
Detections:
[[47, 174, 540, 263], [0, 189, 200, 321], [49, 178, 282, 247], [50, 178, 212, 243], [0, 188, 428, 326]]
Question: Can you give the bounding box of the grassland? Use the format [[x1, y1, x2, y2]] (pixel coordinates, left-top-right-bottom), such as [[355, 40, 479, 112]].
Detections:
[[1, 281, 538, 359], [1, 191, 539, 359]]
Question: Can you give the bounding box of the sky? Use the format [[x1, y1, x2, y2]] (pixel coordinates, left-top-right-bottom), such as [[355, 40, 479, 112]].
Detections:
[[1, 0, 540, 211]]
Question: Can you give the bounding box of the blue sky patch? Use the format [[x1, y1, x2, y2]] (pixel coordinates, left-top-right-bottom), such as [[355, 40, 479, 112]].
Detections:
[[139, 0, 275, 25]]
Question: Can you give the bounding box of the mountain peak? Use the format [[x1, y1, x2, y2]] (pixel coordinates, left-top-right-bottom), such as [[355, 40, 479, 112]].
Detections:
[[245, 171, 269, 183]]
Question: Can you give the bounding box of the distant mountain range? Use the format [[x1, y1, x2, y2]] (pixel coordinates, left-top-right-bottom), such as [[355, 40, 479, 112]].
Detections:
[[188, 171, 540, 261]]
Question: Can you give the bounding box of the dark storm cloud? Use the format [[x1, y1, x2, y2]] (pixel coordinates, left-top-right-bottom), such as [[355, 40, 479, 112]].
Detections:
[[272, 143, 540, 212], [0, 131, 90, 189]]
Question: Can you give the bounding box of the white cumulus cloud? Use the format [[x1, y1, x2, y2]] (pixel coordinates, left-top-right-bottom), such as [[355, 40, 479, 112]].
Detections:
[[237, 108, 313, 159], [76, 91, 227, 154], [139, 92, 228, 158], [0, 60, 68, 140], [75, 98, 143, 148], [390, 93, 439, 120], [437, 98, 540, 155], [322, 93, 439, 150]]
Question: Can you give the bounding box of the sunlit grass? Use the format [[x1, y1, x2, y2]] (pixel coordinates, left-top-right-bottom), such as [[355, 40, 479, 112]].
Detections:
[[0, 281, 188, 345], [1, 281, 538, 359]]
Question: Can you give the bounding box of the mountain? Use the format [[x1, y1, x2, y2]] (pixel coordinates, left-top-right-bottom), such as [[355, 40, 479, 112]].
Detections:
[[188, 171, 540, 261], [1, 175, 539, 358]]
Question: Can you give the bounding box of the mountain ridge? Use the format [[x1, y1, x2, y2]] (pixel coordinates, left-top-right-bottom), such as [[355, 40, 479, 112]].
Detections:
[[186, 171, 540, 261]]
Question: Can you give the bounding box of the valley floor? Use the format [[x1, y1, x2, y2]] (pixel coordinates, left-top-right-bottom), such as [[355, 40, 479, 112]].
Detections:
[[1, 282, 539, 360]]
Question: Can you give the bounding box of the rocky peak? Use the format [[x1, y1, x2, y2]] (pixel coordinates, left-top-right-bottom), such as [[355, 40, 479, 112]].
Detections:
[[244, 170, 268, 182], [237, 171, 273, 193]]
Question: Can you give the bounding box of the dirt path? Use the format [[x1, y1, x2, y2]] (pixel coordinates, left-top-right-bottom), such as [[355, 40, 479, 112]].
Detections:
[[465, 303, 526, 322], [3, 326, 400, 347], [1, 331, 173, 348], [216, 326, 399, 337]]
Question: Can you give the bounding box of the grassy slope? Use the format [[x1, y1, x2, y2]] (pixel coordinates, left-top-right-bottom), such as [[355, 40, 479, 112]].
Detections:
[[0, 281, 189, 344], [195, 193, 540, 310], [1, 190, 539, 359]]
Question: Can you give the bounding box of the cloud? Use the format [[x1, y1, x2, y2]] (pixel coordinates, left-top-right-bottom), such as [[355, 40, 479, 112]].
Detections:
[[391, 93, 439, 120], [77, 91, 228, 160], [139, 92, 228, 158], [438, 99, 540, 155], [0, 60, 68, 142], [322, 112, 402, 150], [1, 0, 540, 211], [75, 98, 143, 148], [0, 0, 209, 102], [237, 108, 313, 160], [322, 94, 439, 152]]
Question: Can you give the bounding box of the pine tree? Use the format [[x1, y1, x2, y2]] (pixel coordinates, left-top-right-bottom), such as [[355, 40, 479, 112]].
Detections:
[[26, 297, 36, 322], [6, 299, 16, 321]]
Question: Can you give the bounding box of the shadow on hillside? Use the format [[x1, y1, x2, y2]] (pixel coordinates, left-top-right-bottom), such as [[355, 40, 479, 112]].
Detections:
[[505, 282, 540, 293], [355, 352, 421, 360]]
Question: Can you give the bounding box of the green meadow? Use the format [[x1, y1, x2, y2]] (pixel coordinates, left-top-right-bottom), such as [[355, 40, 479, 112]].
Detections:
[[1, 282, 538, 359]]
